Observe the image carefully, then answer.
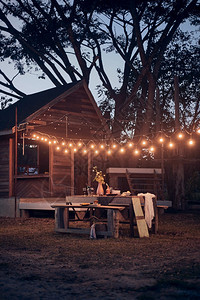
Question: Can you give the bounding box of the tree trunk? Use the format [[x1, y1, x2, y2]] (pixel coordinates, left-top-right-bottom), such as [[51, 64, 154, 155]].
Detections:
[[172, 157, 185, 210], [173, 76, 185, 210], [142, 74, 156, 135]]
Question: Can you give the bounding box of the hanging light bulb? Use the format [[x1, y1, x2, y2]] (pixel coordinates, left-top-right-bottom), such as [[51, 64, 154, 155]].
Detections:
[[177, 133, 184, 139], [141, 140, 147, 146], [188, 139, 194, 146], [149, 146, 155, 152], [90, 144, 95, 149], [134, 149, 139, 155], [44, 138, 48, 142], [112, 144, 117, 149], [100, 144, 104, 149], [120, 147, 125, 153], [64, 149, 68, 153], [83, 149, 87, 154], [107, 149, 112, 155], [159, 137, 164, 143], [169, 142, 174, 148], [95, 150, 99, 155], [69, 142, 73, 147], [61, 141, 65, 146], [196, 128, 200, 134], [53, 140, 57, 144], [128, 142, 134, 148], [74, 148, 77, 152], [56, 146, 60, 151]]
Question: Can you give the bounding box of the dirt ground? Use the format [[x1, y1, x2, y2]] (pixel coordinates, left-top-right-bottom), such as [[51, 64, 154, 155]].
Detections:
[[0, 210, 200, 300]]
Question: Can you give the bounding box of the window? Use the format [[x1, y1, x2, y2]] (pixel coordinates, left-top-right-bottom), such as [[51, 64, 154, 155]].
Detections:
[[17, 141, 49, 175]]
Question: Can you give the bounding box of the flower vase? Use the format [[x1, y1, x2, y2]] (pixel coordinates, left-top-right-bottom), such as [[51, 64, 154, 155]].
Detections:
[[96, 182, 104, 196]]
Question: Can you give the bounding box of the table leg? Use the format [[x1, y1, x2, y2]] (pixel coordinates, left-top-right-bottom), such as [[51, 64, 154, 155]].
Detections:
[[129, 203, 134, 237], [107, 209, 119, 238], [55, 207, 69, 230], [153, 198, 158, 234], [63, 207, 69, 230]]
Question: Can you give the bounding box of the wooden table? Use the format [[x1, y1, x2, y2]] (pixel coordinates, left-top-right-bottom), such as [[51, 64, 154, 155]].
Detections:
[[51, 204, 125, 238]]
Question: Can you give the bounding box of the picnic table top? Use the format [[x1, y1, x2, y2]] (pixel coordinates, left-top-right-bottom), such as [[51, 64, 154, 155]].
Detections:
[[51, 203, 125, 210]]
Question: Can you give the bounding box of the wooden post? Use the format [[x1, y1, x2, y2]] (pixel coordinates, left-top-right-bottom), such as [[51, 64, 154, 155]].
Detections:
[[88, 149, 92, 187], [129, 203, 134, 237], [49, 144, 53, 196], [71, 149, 74, 195], [9, 138, 14, 197], [14, 107, 17, 218]]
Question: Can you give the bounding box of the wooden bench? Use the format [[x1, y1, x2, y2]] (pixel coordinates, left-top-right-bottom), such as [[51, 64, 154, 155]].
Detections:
[[51, 204, 125, 238]]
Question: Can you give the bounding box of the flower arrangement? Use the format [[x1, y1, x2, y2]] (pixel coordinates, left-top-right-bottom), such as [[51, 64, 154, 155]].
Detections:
[[93, 166, 105, 184]]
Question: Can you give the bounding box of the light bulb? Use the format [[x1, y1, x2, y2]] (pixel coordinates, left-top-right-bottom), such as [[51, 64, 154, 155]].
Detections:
[[188, 139, 194, 146]]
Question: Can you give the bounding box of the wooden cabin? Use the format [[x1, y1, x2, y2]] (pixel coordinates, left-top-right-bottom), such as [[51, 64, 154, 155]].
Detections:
[[0, 80, 111, 216]]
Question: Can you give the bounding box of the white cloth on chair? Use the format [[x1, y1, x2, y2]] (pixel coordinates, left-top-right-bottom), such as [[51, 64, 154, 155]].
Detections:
[[137, 193, 155, 228], [90, 223, 96, 239]]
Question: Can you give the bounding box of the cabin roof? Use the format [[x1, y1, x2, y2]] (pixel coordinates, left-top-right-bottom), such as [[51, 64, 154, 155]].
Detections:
[[0, 80, 110, 140]]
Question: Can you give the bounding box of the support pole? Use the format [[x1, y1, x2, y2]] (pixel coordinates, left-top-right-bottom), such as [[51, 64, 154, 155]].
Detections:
[[71, 149, 74, 195], [14, 107, 18, 218], [88, 149, 92, 187]]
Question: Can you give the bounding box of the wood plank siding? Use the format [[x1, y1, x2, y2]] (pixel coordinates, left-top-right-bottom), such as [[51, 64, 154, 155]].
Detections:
[[0, 138, 10, 197], [49, 146, 72, 197]]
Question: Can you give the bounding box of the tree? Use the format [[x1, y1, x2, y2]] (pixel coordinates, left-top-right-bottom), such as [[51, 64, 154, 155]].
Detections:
[[0, 0, 199, 138]]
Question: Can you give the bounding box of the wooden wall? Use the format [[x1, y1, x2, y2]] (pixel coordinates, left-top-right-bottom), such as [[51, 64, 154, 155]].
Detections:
[[16, 177, 49, 198], [49, 146, 72, 197], [0, 138, 10, 197]]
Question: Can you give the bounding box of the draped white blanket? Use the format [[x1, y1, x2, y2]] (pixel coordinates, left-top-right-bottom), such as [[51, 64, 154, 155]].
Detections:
[[137, 193, 155, 228]]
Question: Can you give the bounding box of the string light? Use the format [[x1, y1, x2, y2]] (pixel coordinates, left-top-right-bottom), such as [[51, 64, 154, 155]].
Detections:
[[159, 137, 164, 143], [149, 146, 155, 152], [188, 139, 194, 146], [141, 140, 147, 146], [134, 149, 139, 155], [178, 133, 184, 139], [30, 131, 200, 156]]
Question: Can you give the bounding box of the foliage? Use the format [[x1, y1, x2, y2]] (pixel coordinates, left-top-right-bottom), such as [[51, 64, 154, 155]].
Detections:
[[0, 0, 199, 138], [92, 166, 105, 184]]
